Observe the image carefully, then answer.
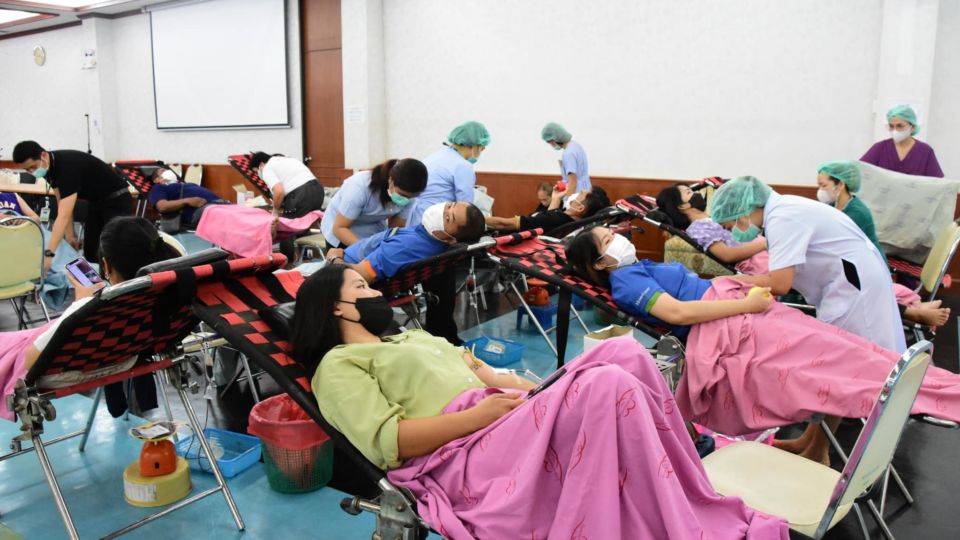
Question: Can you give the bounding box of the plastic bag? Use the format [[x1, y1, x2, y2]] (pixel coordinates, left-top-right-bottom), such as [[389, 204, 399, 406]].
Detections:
[[248, 394, 328, 451]]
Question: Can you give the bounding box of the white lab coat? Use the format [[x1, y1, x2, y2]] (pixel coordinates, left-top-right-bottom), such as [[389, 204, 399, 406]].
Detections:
[[764, 192, 905, 353]]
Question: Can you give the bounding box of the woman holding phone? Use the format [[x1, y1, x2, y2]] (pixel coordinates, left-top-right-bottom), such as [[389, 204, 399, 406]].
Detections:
[[0, 217, 180, 420]]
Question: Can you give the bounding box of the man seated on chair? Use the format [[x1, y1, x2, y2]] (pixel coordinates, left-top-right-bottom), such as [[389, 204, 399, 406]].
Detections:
[[147, 168, 229, 229], [325, 201, 486, 345], [484, 188, 609, 234]]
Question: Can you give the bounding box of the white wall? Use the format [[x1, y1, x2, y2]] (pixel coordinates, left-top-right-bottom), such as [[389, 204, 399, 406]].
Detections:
[[379, 0, 893, 185], [0, 25, 90, 158], [929, 0, 960, 177], [0, 3, 302, 164]]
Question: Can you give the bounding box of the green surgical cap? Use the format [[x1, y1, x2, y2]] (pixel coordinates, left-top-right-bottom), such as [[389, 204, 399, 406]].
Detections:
[[818, 160, 862, 193], [448, 121, 491, 147], [710, 176, 773, 224], [887, 105, 920, 136], [541, 122, 572, 144]]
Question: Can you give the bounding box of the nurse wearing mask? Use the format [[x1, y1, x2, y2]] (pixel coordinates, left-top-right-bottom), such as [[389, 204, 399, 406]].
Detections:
[[860, 105, 944, 178], [541, 122, 591, 209], [710, 176, 905, 354], [320, 158, 428, 248], [407, 121, 491, 228]]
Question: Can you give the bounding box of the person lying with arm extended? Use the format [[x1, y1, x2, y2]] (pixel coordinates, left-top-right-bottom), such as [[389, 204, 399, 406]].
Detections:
[[485, 189, 609, 233], [325, 201, 486, 284]]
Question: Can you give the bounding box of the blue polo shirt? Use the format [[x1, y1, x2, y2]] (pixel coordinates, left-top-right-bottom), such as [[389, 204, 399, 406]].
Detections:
[[148, 183, 225, 223], [344, 225, 446, 280], [610, 260, 711, 337]]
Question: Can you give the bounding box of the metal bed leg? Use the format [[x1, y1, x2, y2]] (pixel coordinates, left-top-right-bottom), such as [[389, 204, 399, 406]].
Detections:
[[570, 305, 590, 333], [238, 354, 261, 404], [77, 387, 103, 452], [508, 281, 558, 356], [122, 378, 133, 421], [173, 369, 245, 531], [153, 372, 178, 443], [33, 434, 80, 540], [37, 292, 51, 323]]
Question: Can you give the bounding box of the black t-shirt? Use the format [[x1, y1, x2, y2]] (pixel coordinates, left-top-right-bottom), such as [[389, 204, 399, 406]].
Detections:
[[47, 150, 127, 201], [518, 209, 574, 233]]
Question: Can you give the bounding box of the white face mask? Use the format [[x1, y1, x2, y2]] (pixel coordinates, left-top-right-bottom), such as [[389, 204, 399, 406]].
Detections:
[[420, 202, 453, 241], [816, 186, 838, 204], [160, 170, 177, 183], [601, 234, 637, 269], [890, 129, 911, 144]]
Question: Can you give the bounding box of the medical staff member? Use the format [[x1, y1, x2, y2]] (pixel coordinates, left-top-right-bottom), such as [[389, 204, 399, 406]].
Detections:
[[13, 140, 133, 272], [541, 122, 591, 208], [320, 158, 428, 248], [710, 176, 905, 353], [249, 151, 325, 218], [406, 121, 490, 227], [860, 105, 944, 178]]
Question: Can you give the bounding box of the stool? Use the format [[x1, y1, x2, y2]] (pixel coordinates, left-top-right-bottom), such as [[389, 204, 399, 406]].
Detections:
[[516, 302, 557, 332], [294, 232, 327, 264]]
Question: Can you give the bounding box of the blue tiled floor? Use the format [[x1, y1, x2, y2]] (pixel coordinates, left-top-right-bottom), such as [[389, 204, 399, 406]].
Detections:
[[0, 305, 631, 540], [461, 300, 657, 380], [0, 395, 377, 539]]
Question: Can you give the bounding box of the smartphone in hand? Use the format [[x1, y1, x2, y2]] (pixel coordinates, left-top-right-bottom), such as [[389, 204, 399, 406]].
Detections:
[[525, 368, 567, 400], [65, 257, 102, 287]]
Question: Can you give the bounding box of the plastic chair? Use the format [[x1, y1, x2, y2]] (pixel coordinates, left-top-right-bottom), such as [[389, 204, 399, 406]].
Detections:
[[703, 340, 933, 540], [902, 220, 960, 347], [0, 216, 50, 329]]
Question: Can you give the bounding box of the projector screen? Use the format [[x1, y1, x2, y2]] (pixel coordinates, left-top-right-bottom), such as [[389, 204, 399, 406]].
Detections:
[[150, 0, 289, 130]]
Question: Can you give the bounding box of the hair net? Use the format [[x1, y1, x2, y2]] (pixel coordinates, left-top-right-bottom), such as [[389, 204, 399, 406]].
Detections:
[[887, 105, 920, 136], [447, 121, 491, 147], [541, 122, 572, 144], [818, 160, 862, 193], [709, 176, 773, 224]]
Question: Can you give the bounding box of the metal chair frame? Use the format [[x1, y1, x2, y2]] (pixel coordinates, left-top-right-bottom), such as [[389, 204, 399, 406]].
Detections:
[[0, 216, 50, 329]]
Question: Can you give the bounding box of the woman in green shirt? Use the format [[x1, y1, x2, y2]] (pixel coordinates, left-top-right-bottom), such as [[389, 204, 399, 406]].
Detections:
[[816, 161, 949, 327], [291, 265, 537, 470]]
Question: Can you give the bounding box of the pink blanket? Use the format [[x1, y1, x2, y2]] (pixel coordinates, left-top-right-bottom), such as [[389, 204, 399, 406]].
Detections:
[[734, 250, 768, 275], [196, 205, 323, 258], [387, 338, 789, 540], [0, 323, 54, 421], [677, 278, 960, 435]]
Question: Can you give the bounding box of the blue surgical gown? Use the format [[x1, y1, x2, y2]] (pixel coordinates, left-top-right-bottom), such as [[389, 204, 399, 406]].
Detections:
[[406, 147, 476, 227]]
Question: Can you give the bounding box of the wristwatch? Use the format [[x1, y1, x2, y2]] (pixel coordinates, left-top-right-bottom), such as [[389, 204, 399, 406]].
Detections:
[[44, 249, 55, 258]]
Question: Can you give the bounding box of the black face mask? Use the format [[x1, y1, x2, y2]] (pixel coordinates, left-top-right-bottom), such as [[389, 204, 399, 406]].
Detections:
[[338, 296, 394, 335], [688, 193, 707, 212]]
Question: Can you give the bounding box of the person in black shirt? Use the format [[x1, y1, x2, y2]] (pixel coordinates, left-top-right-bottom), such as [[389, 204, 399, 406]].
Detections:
[[14, 141, 133, 270], [485, 189, 609, 234], [531, 182, 553, 215]]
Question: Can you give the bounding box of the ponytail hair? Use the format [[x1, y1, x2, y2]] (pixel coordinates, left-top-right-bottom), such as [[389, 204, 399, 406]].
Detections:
[[99, 216, 179, 281], [369, 158, 428, 207]]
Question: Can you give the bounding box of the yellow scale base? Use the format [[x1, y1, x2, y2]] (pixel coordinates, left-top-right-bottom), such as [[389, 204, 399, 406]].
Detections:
[[123, 456, 192, 508]]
